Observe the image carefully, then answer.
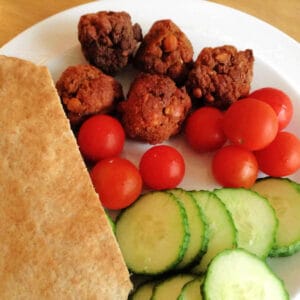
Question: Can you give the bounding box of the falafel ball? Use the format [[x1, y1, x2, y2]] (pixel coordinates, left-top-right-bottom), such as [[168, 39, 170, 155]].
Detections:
[[78, 11, 142, 75], [56, 64, 123, 126], [134, 19, 194, 84], [118, 73, 191, 144], [185, 45, 254, 109]]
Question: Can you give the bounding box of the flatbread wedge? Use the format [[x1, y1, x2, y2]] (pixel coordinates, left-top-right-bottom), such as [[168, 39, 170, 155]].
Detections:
[[0, 55, 132, 299]]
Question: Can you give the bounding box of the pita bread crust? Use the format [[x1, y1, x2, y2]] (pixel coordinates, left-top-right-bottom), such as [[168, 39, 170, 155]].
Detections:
[[0, 55, 132, 299]]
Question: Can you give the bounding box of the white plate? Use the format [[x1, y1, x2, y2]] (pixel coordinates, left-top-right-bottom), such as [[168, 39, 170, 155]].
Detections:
[[1, 0, 300, 298]]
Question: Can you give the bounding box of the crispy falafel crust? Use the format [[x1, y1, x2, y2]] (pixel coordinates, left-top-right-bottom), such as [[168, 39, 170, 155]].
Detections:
[[56, 64, 124, 126], [134, 19, 194, 84], [118, 73, 191, 144], [0, 55, 132, 299], [78, 11, 142, 75], [186, 45, 254, 109]]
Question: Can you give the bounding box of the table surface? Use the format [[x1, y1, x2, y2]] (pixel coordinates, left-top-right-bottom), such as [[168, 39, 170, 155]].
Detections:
[[0, 0, 299, 48]]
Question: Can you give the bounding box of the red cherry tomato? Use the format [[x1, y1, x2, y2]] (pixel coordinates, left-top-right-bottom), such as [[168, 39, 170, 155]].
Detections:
[[185, 107, 227, 152], [255, 131, 300, 177], [223, 98, 278, 151], [78, 114, 125, 162], [139, 145, 185, 190], [90, 157, 142, 210], [212, 145, 258, 188], [249, 87, 293, 131]]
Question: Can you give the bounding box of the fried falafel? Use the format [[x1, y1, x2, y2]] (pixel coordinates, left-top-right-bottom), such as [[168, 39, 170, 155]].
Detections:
[[185, 45, 254, 109], [118, 73, 191, 144], [56, 64, 123, 126], [134, 19, 194, 84], [78, 11, 142, 75]]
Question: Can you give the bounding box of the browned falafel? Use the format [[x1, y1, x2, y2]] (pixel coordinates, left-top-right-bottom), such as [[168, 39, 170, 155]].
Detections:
[[134, 19, 194, 84], [56, 64, 123, 126], [185, 45, 254, 109], [118, 73, 192, 144], [78, 11, 142, 75]]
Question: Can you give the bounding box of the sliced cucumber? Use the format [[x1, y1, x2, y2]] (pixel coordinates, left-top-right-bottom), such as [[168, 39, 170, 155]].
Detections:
[[202, 249, 289, 300], [151, 274, 196, 300], [169, 189, 208, 269], [252, 177, 300, 256], [130, 281, 155, 300], [105, 210, 115, 233], [178, 277, 204, 300], [115, 191, 190, 275], [214, 188, 277, 258], [190, 190, 237, 274]]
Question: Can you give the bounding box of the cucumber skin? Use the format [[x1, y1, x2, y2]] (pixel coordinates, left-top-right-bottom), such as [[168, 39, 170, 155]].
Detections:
[[190, 190, 237, 274], [214, 187, 278, 259], [129, 280, 155, 300], [188, 191, 209, 261], [270, 242, 300, 257], [115, 191, 191, 275], [202, 248, 290, 300], [105, 211, 115, 234], [169, 189, 209, 270], [251, 188, 279, 259], [178, 277, 204, 300], [151, 273, 196, 300], [254, 177, 300, 257]]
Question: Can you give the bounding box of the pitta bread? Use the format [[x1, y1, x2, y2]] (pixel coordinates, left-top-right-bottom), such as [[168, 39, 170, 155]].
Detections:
[[0, 55, 132, 299]]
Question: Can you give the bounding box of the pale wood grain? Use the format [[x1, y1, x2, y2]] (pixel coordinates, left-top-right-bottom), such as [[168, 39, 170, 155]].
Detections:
[[0, 0, 299, 47], [212, 0, 300, 42]]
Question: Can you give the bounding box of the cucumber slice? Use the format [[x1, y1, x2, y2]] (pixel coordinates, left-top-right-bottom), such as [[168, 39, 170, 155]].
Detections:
[[151, 274, 196, 300], [252, 177, 300, 256], [214, 188, 277, 258], [169, 189, 208, 269], [115, 191, 190, 275], [105, 211, 115, 233], [130, 281, 155, 300], [190, 190, 237, 274], [178, 277, 204, 300], [202, 249, 289, 300]]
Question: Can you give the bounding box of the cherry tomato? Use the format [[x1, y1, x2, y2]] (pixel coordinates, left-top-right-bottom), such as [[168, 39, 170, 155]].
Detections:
[[223, 98, 278, 151], [139, 145, 185, 190], [185, 107, 227, 152], [249, 87, 293, 131], [255, 132, 300, 177], [90, 157, 142, 210], [212, 145, 258, 188], [78, 114, 125, 162]]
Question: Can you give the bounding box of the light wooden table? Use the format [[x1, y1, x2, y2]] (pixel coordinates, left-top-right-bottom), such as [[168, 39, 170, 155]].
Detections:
[[0, 0, 299, 47]]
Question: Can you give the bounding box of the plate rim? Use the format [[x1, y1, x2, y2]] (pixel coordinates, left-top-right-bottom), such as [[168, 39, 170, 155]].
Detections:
[[0, 0, 299, 91], [1, 0, 299, 298]]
